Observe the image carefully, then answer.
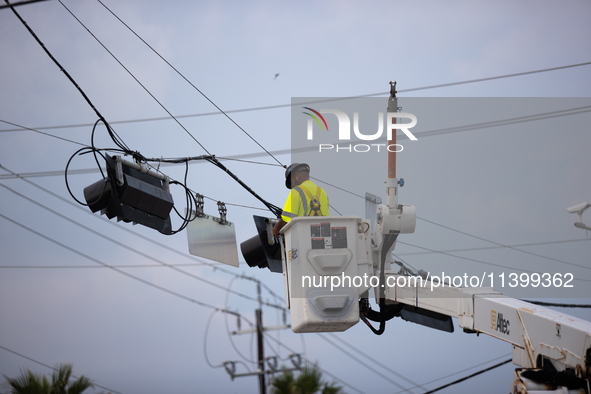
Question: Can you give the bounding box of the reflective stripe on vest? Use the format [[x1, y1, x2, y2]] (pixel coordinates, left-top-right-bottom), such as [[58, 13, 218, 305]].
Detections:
[[295, 184, 324, 217]]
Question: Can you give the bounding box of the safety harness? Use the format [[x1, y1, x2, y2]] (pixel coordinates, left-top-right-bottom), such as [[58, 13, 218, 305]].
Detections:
[[295, 184, 325, 217]]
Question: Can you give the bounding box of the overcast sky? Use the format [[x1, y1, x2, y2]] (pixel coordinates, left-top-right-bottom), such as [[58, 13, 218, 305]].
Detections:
[[1, 1, 590, 393]]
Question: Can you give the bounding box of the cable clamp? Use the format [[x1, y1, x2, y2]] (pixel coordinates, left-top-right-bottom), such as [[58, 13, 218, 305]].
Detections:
[[195, 193, 205, 217], [223, 361, 236, 380], [216, 201, 228, 225]]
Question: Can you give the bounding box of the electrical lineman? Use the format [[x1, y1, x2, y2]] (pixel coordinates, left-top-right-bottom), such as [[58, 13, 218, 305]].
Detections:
[[272, 163, 329, 237]]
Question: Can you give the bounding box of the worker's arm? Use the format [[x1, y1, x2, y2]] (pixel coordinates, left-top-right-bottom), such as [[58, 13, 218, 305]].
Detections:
[[272, 219, 287, 237]]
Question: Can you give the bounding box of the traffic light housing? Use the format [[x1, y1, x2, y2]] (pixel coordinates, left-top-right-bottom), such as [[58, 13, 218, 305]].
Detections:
[[240, 215, 282, 273], [84, 155, 174, 234]]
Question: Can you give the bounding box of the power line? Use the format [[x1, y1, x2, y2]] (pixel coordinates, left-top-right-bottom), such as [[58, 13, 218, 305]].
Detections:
[[4, 103, 588, 182], [2, 176, 584, 394], [224, 277, 258, 365], [0, 160, 273, 214], [215, 156, 283, 167], [0, 345, 124, 394], [262, 333, 365, 394], [203, 309, 225, 368], [0, 119, 86, 146], [0, 182, 266, 303], [324, 332, 427, 392], [393, 354, 512, 394], [5, 0, 130, 152], [421, 358, 513, 394], [0, 175, 583, 387], [415, 216, 591, 270], [57, 0, 283, 175], [0, 207, 265, 385], [0, 146, 287, 180], [95, 0, 284, 168], [0, 0, 50, 9], [409, 106, 591, 140], [308, 180, 591, 278], [398, 237, 591, 282], [2, 61, 589, 133], [521, 300, 591, 308], [0, 211, 229, 312], [395, 237, 591, 257], [397, 240, 591, 282], [3, 149, 589, 287], [398, 62, 591, 93], [316, 333, 417, 392], [203, 309, 254, 370], [1, 187, 285, 389], [4, 157, 589, 286], [7, 2, 282, 218], [56, 0, 210, 156], [6, 8, 583, 391], [310, 164, 591, 276], [1, 192, 517, 394], [0, 164, 100, 179], [0, 164, 287, 304]]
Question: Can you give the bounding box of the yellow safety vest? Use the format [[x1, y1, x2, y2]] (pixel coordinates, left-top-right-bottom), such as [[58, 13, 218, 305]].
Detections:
[[281, 180, 329, 222]]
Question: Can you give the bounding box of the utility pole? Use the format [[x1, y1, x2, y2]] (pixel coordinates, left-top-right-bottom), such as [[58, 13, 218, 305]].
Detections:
[[223, 276, 298, 392], [256, 308, 265, 394], [387, 81, 398, 209]]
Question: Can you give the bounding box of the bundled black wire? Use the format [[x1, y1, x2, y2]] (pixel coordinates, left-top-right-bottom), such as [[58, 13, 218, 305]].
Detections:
[[204, 156, 283, 218], [359, 232, 400, 335], [166, 160, 198, 235], [9, 0, 283, 235]]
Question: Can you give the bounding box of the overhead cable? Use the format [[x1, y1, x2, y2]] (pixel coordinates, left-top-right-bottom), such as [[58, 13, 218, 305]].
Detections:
[[396, 237, 591, 257], [6, 2, 281, 218], [225, 277, 257, 365], [521, 300, 591, 308], [398, 62, 591, 93], [0, 165, 286, 303], [316, 333, 418, 392], [56, 0, 209, 155], [397, 240, 591, 282], [0, 119, 86, 146], [3, 103, 589, 180], [262, 333, 365, 394], [203, 309, 252, 370], [0, 182, 266, 304], [96, 0, 284, 167], [393, 354, 512, 394], [2, 62, 589, 133], [325, 332, 427, 392], [0, 212, 232, 312], [421, 358, 513, 394], [4, 0, 130, 152], [3, 138, 588, 277], [414, 216, 591, 271], [0, 0, 49, 9]]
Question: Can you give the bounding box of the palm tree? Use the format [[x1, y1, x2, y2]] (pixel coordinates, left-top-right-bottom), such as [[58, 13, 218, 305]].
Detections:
[[270, 363, 343, 394], [3, 363, 95, 394]]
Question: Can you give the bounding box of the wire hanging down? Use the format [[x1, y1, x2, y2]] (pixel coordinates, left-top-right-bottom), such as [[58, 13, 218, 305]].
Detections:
[[0, 0, 49, 8], [8, 2, 282, 228]]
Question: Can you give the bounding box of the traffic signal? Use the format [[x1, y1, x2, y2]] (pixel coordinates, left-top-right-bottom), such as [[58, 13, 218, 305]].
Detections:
[[84, 155, 174, 234], [240, 215, 282, 273]]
